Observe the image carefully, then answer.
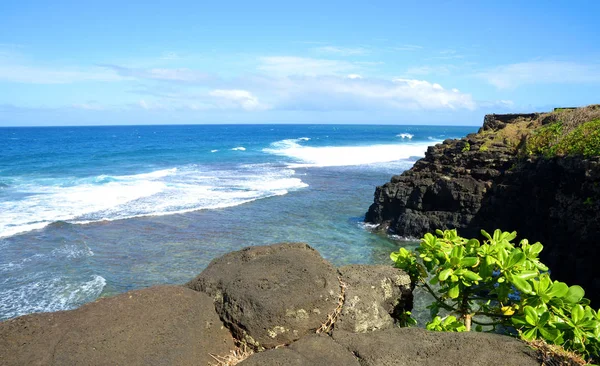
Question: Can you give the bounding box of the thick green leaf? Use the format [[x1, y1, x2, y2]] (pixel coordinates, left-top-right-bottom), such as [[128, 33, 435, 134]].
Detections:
[[505, 249, 525, 269], [462, 270, 482, 282], [510, 274, 533, 294], [438, 268, 453, 281], [524, 306, 538, 326], [547, 281, 569, 299], [481, 229, 491, 240], [530, 243, 543, 256], [514, 270, 538, 281], [564, 285, 585, 304], [522, 327, 538, 340], [572, 304, 584, 324], [538, 326, 560, 342], [448, 284, 460, 299], [460, 257, 479, 267]]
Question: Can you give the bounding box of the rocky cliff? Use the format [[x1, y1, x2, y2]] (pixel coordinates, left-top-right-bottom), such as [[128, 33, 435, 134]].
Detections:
[[366, 108, 600, 304]]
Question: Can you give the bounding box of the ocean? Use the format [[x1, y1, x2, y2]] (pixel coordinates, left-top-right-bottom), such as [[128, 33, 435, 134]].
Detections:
[[0, 124, 476, 320]]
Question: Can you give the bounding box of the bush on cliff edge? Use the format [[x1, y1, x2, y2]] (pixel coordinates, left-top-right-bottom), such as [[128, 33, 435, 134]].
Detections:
[[391, 229, 600, 362]]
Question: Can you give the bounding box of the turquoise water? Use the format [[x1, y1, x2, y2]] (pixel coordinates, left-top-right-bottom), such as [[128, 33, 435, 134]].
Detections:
[[0, 124, 476, 320]]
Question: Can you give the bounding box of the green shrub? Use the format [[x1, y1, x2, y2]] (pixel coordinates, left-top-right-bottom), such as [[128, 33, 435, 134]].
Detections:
[[462, 142, 471, 152], [525, 122, 563, 156], [391, 229, 600, 361], [553, 119, 600, 157]]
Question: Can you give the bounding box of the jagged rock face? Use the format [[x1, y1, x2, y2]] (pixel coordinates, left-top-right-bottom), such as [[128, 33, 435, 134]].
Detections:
[[365, 114, 600, 304], [186, 243, 342, 350], [0, 286, 236, 366], [365, 134, 516, 237]]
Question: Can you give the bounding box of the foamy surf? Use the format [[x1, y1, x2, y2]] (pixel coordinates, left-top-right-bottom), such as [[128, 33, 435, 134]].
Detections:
[[0, 274, 106, 320], [0, 165, 307, 238], [397, 133, 414, 139], [263, 138, 436, 168]]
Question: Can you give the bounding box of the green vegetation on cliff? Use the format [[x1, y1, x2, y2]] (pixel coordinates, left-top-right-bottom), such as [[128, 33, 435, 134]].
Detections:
[[475, 105, 600, 158]]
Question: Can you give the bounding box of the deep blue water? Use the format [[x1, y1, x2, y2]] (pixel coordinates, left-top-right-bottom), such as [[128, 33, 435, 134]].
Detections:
[[0, 124, 476, 320]]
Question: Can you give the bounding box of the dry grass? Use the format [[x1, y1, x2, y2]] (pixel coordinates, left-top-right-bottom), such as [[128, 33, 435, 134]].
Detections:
[[209, 344, 254, 366], [550, 105, 600, 133], [527, 339, 590, 366], [316, 276, 347, 334]]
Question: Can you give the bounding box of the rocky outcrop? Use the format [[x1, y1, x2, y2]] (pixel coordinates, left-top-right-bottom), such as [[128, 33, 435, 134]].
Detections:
[[365, 112, 600, 304], [186, 243, 342, 350], [0, 286, 235, 366], [0, 243, 543, 365]]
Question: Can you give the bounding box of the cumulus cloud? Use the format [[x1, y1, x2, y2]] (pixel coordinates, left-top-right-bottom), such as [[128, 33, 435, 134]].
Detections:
[[478, 61, 600, 89], [271, 76, 476, 111], [209, 89, 269, 111]]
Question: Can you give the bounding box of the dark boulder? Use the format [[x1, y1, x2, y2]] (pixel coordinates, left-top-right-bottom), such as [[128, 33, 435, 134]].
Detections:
[[186, 243, 341, 350], [0, 285, 235, 366]]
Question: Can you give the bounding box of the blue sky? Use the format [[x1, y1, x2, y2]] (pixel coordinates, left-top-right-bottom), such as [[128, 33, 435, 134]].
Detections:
[[1, 0, 599, 126]]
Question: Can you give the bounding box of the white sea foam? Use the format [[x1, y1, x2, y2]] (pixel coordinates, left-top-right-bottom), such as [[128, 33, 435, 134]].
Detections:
[[263, 138, 435, 168], [0, 165, 307, 238], [397, 133, 414, 139], [0, 274, 106, 320], [231, 146, 246, 151], [211, 149, 219, 153]]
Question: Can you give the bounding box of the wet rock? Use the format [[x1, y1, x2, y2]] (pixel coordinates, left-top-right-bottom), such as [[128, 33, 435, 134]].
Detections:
[[186, 243, 340, 350], [335, 265, 412, 333], [0, 285, 235, 366]]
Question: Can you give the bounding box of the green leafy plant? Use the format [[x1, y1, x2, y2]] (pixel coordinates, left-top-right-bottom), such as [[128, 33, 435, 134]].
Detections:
[[391, 229, 600, 361], [525, 122, 563, 156], [462, 142, 471, 152]]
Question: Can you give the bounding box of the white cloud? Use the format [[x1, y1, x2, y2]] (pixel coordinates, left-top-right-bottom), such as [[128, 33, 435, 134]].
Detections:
[[258, 56, 357, 76], [347, 74, 363, 79], [272, 76, 476, 111], [209, 89, 268, 111], [479, 61, 600, 89]]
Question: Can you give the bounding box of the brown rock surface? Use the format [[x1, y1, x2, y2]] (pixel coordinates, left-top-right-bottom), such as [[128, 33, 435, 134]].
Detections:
[[333, 327, 540, 366], [0, 285, 235, 366], [186, 243, 340, 350], [239, 333, 360, 366]]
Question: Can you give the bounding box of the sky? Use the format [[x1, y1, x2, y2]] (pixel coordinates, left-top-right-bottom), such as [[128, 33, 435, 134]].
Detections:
[[0, 0, 599, 126]]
